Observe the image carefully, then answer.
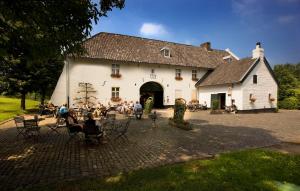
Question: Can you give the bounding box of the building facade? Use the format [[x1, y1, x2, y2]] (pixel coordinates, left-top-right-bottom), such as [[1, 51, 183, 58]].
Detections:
[[51, 33, 278, 111]]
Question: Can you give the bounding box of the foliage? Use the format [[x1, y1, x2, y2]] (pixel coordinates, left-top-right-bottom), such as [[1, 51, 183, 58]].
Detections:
[[278, 97, 299, 110], [0, 96, 39, 122], [23, 149, 300, 191], [173, 98, 186, 123], [274, 63, 300, 109], [144, 97, 154, 114], [0, 0, 125, 109], [212, 99, 219, 110]]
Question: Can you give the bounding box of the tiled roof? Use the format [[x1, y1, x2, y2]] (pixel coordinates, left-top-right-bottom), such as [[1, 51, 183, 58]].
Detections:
[[81, 32, 231, 69], [196, 57, 258, 87]]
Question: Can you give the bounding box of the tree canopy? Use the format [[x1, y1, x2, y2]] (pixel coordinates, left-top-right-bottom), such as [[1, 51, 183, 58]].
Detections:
[[0, 0, 124, 109]]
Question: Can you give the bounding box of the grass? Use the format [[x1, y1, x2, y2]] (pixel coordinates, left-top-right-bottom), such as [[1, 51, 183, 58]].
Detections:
[[23, 149, 300, 191], [0, 96, 39, 122]]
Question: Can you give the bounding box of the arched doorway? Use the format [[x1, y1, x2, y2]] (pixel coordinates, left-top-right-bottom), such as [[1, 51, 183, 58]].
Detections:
[[140, 82, 164, 108]]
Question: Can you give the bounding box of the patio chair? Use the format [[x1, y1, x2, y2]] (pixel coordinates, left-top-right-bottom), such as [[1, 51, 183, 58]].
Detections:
[[14, 116, 25, 138], [114, 117, 131, 141], [23, 119, 41, 139]]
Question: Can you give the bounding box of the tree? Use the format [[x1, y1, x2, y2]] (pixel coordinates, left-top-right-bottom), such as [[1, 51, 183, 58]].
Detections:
[[0, 0, 125, 109]]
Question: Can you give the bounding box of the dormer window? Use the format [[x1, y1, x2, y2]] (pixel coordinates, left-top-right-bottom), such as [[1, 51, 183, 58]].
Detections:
[[223, 55, 232, 63], [161, 47, 170, 58]]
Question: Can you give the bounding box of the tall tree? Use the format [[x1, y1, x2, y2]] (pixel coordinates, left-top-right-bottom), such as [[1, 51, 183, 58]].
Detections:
[[0, 0, 124, 109]]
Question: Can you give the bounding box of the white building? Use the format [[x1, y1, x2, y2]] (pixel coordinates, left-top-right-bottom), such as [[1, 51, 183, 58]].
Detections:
[[51, 32, 278, 112]]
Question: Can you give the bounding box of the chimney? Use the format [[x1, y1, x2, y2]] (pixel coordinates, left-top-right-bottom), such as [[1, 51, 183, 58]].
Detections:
[[200, 42, 212, 51], [252, 42, 264, 59]]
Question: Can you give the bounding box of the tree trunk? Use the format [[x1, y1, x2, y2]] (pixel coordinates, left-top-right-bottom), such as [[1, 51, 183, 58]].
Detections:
[[40, 92, 45, 105], [21, 92, 26, 110]]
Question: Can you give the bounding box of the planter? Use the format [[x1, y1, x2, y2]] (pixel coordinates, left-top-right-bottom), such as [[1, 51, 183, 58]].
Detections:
[[250, 98, 256, 103], [111, 73, 122, 78], [210, 110, 223, 114], [168, 118, 192, 130], [111, 97, 121, 102], [175, 76, 183, 81], [269, 98, 275, 102], [192, 78, 199, 81]]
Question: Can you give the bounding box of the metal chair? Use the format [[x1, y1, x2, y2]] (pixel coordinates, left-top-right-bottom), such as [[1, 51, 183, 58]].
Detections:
[[23, 119, 41, 139], [14, 116, 25, 138], [114, 117, 131, 141]]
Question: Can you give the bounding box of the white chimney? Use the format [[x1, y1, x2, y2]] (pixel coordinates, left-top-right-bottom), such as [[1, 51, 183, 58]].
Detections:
[[252, 42, 264, 59]]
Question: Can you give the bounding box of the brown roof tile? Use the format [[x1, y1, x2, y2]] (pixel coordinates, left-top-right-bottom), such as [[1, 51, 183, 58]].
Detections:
[[196, 57, 258, 87], [81, 32, 231, 69]]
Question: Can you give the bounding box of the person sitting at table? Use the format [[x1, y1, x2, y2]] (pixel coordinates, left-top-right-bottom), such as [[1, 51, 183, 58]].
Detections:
[[133, 101, 143, 119], [66, 109, 83, 133], [93, 102, 102, 117], [83, 113, 103, 141]]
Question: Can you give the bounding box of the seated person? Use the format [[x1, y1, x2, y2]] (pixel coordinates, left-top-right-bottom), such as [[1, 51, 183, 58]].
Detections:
[[66, 110, 83, 133], [133, 101, 143, 119], [83, 113, 102, 139], [59, 104, 68, 118]]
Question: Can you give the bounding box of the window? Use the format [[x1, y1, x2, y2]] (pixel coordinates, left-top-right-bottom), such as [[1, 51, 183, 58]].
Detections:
[[175, 69, 181, 78], [112, 64, 120, 75], [151, 69, 155, 74], [192, 70, 197, 79], [161, 47, 170, 57], [253, 75, 257, 84], [112, 87, 120, 98]]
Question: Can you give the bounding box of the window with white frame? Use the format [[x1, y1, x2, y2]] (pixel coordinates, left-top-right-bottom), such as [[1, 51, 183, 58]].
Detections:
[[112, 87, 120, 98], [161, 47, 170, 57], [175, 69, 181, 78], [111, 64, 120, 75], [192, 70, 197, 79]]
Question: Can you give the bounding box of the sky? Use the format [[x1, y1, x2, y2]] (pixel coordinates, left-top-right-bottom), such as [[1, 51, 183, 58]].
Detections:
[[91, 0, 300, 66]]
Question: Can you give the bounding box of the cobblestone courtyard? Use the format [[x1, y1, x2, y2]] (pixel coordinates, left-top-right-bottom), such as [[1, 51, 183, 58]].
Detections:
[[0, 110, 299, 190]]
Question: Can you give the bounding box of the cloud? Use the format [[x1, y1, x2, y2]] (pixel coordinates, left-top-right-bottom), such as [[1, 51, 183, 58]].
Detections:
[[139, 23, 168, 37], [278, 15, 295, 24], [231, 0, 261, 16]]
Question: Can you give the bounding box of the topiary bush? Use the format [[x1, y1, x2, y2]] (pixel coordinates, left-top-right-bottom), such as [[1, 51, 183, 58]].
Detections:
[[173, 98, 187, 123], [278, 96, 299, 109], [144, 97, 154, 114], [212, 100, 219, 110]]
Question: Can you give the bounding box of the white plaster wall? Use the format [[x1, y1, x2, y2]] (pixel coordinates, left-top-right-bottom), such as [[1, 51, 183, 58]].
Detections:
[[198, 84, 243, 109], [51, 58, 207, 107], [50, 64, 67, 106], [241, 59, 278, 110]]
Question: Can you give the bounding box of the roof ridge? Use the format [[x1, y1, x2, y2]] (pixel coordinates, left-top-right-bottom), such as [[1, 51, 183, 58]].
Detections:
[[85, 32, 226, 51]]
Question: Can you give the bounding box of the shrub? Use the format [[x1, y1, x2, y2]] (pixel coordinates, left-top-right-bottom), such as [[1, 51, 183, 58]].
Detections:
[[144, 97, 154, 114], [173, 98, 186, 123], [212, 100, 219, 110], [278, 97, 299, 109]]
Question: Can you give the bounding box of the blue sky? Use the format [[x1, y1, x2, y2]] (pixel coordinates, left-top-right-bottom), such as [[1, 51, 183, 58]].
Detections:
[[91, 0, 300, 65]]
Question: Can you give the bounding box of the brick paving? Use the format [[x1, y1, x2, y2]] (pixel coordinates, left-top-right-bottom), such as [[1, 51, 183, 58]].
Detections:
[[0, 109, 299, 190]]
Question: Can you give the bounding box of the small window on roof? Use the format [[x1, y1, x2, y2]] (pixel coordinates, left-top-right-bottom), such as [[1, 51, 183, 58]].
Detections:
[[161, 47, 170, 57]]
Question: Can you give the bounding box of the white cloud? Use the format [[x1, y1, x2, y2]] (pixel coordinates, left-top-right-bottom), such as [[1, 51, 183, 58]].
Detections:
[[278, 15, 295, 24], [231, 0, 261, 16], [139, 23, 168, 37]]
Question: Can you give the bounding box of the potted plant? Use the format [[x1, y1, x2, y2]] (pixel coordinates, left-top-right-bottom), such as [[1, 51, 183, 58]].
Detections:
[[249, 94, 256, 103], [111, 97, 121, 102], [175, 76, 183, 81], [269, 94, 275, 102], [168, 98, 191, 130], [111, 73, 122, 78]]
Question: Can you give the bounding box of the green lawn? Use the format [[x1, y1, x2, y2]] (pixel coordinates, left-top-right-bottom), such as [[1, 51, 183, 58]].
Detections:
[[25, 149, 300, 191], [0, 96, 39, 122]]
